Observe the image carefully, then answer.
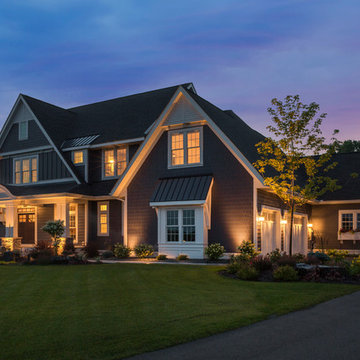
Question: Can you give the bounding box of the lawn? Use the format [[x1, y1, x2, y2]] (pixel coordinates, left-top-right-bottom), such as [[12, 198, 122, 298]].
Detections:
[[0, 264, 358, 360]]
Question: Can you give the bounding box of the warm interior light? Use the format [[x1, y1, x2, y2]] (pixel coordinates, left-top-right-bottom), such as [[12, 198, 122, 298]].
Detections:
[[307, 223, 313, 228], [280, 219, 287, 225], [257, 216, 265, 222]]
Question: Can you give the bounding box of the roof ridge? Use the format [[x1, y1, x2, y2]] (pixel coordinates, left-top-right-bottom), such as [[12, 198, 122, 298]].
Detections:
[[67, 83, 192, 111], [21, 93, 73, 114]]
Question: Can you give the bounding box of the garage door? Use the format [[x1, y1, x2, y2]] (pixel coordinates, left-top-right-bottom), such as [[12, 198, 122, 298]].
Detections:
[[292, 217, 306, 254], [261, 211, 278, 255]]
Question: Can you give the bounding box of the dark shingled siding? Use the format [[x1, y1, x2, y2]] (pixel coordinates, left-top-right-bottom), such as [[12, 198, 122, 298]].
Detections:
[[87, 200, 122, 249], [312, 203, 360, 250], [37, 204, 54, 243], [127, 125, 254, 252]]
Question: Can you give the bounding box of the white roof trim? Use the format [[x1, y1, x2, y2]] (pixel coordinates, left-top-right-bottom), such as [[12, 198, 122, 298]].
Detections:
[[150, 200, 206, 207], [62, 137, 145, 151], [111, 86, 264, 197]]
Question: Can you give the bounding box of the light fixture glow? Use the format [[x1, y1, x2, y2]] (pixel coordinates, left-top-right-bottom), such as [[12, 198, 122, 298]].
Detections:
[[257, 216, 265, 222], [280, 219, 287, 225], [307, 223, 313, 228]]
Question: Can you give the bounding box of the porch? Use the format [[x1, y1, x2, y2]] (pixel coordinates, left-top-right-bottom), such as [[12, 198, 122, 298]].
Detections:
[[0, 198, 88, 250]]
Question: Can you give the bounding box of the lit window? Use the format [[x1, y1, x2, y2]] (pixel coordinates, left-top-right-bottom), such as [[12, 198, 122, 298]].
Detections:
[[14, 157, 37, 184], [73, 151, 84, 165], [18, 121, 28, 140], [103, 148, 127, 178], [166, 209, 196, 242], [98, 202, 109, 236], [169, 128, 202, 167], [69, 204, 77, 243]]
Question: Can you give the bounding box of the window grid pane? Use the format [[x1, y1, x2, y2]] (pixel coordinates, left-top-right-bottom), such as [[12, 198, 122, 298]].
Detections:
[[187, 131, 201, 164], [14, 157, 37, 184], [182, 210, 195, 242], [117, 148, 127, 175], [104, 150, 115, 177], [73, 151, 83, 164], [357, 214, 360, 230], [167, 210, 179, 242], [183, 226, 196, 242], [341, 213, 353, 230]]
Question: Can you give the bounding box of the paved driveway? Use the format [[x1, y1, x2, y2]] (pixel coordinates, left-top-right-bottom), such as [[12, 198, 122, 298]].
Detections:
[[127, 290, 360, 360]]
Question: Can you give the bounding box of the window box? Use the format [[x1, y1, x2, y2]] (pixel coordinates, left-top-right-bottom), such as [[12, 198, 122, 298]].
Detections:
[[338, 210, 360, 241]]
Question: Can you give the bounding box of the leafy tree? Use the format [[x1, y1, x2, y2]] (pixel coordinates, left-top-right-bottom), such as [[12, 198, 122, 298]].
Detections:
[[334, 139, 360, 153], [42, 220, 65, 255], [254, 95, 340, 255]]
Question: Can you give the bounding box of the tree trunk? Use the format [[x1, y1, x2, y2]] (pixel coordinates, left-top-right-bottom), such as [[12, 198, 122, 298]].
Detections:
[[289, 201, 295, 256]]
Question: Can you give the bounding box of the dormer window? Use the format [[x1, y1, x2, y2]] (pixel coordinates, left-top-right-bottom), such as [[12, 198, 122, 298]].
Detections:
[[73, 150, 84, 165], [103, 147, 127, 178], [18, 121, 28, 141], [14, 156, 37, 184], [168, 127, 202, 168]]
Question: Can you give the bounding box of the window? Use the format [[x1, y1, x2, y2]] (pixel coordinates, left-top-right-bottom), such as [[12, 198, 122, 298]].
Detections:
[[98, 202, 109, 236], [18, 121, 28, 140], [14, 156, 38, 184], [166, 209, 196, 242], [73, 151, 84, 165], [69, 204, 77, 243], [338, 210, 360, 235], [169, 128, 202, 167], [103, 147, 127, 178]]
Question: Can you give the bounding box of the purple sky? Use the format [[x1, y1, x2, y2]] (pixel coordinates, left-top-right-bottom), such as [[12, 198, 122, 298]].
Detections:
[[0, 0, 359, 140]]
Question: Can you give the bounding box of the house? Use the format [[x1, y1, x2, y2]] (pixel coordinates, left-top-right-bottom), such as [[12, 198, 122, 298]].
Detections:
[[0, 83, 359, 258]]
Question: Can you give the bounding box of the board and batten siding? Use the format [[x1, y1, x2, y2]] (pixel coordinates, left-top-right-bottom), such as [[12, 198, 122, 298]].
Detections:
[[0, 120, 49, 153], [127, 125, 254, 252], [311, 203, 360, 250], [37, 204, 54, 243], [38, 151, 71, 180]]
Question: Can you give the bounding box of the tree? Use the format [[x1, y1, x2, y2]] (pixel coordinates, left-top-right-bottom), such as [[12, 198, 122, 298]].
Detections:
[[254, 95, 340, 255], [334, 139, 360, 153], [42, 220, 65, 255]]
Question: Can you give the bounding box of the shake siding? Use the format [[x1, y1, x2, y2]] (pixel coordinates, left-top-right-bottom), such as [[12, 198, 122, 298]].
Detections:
[[127, 125, 254, 252], [78, 203, 85, 245], [312, 203, 360, 250], [0, 120, 49, 153], [37, 205, 54, 243], [87, 200, 122, 249]]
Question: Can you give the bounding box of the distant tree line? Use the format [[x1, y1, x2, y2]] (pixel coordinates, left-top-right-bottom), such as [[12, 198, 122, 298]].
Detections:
[[334, 139, 360, 153]]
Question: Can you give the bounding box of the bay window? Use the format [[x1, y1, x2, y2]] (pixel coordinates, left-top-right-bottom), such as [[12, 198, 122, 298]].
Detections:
[[168, 128, 202, 168], [103, 147, 127, 178], [14, 156, 38, 184]]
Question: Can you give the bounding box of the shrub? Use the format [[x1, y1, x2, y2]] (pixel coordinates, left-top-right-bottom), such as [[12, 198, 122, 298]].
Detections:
[[273, 265, 299, 281], [156, 254, 167, 261], [236, 263, 259, 281], [349, 256, 360, 277], [327, 249, 349, 263], [42, 220, 65, 255], [63, 238, 75, 255], [1, 251, 15, 262], [226, 262, 243, 274], [176, 254, 189, 261], [205, 243, 225, 261], [83, 243, 99, 258], [134, 244, 154, 258], [293, 253, 306, 263], [277, 254, 297, 267], [101, 250, 114, 259], [237, 240, 259, 261], [113, 244, 131, 258], [251, 255, 272, 272], [268, 248, 283, 263], [36, 239, 52, 250], [307, 251, 330, 264]]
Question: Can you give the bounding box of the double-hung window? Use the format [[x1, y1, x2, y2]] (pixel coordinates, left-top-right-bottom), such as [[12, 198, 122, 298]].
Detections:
[[339, 210, 360, 235], [69, 204, 77, 243], [14, 157, 37, 184], [103, 147, 127, 178], [98, 202, 109, 236], [169, 128, 202, 168], [166, 209, 196, 242], [73, 150, 84, 165]]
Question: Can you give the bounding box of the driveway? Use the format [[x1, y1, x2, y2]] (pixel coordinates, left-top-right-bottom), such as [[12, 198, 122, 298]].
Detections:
[[127, 290, 360, 360]]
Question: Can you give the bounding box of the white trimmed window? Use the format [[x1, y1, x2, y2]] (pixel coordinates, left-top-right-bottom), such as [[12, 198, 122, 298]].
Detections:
[[103, 147, 127, 178], [168, 128, 202, 168], [339, 210, 360, 234], [98, 202, 109, 236], [18, 121, 28, 141], [166, 209, 196, 242], [69, 204, 78, 243], [14, 156, 38, 184], [73, 150, 84, 165]]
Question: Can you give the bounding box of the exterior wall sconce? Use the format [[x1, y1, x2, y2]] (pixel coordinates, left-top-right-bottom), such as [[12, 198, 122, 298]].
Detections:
[[307, 223, 313, 228], [280, 219, 287, 225], [257, 216, 265, 222]]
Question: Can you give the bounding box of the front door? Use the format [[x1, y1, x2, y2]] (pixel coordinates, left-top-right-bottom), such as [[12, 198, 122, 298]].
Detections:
[[18, 213, 35, 244]]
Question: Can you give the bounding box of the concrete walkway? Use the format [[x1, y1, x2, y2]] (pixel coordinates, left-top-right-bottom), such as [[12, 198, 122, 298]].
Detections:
[[127, 290, 360, 360]]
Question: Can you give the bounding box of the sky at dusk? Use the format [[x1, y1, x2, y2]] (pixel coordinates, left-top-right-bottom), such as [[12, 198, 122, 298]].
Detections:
[[0, 0, 359, 140]]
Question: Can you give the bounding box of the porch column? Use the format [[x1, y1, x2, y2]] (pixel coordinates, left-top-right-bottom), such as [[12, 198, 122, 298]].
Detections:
[[5, 203, 17, 237], [54, 202, 70, 238]]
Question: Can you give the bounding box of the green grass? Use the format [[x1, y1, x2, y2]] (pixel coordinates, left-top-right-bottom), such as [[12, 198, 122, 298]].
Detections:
[[0, 264, 358, 359]]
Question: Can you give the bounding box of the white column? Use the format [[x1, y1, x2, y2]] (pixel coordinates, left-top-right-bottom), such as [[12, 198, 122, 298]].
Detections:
[[54, 201, 69, 238], [5, 203, 17, 237]]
